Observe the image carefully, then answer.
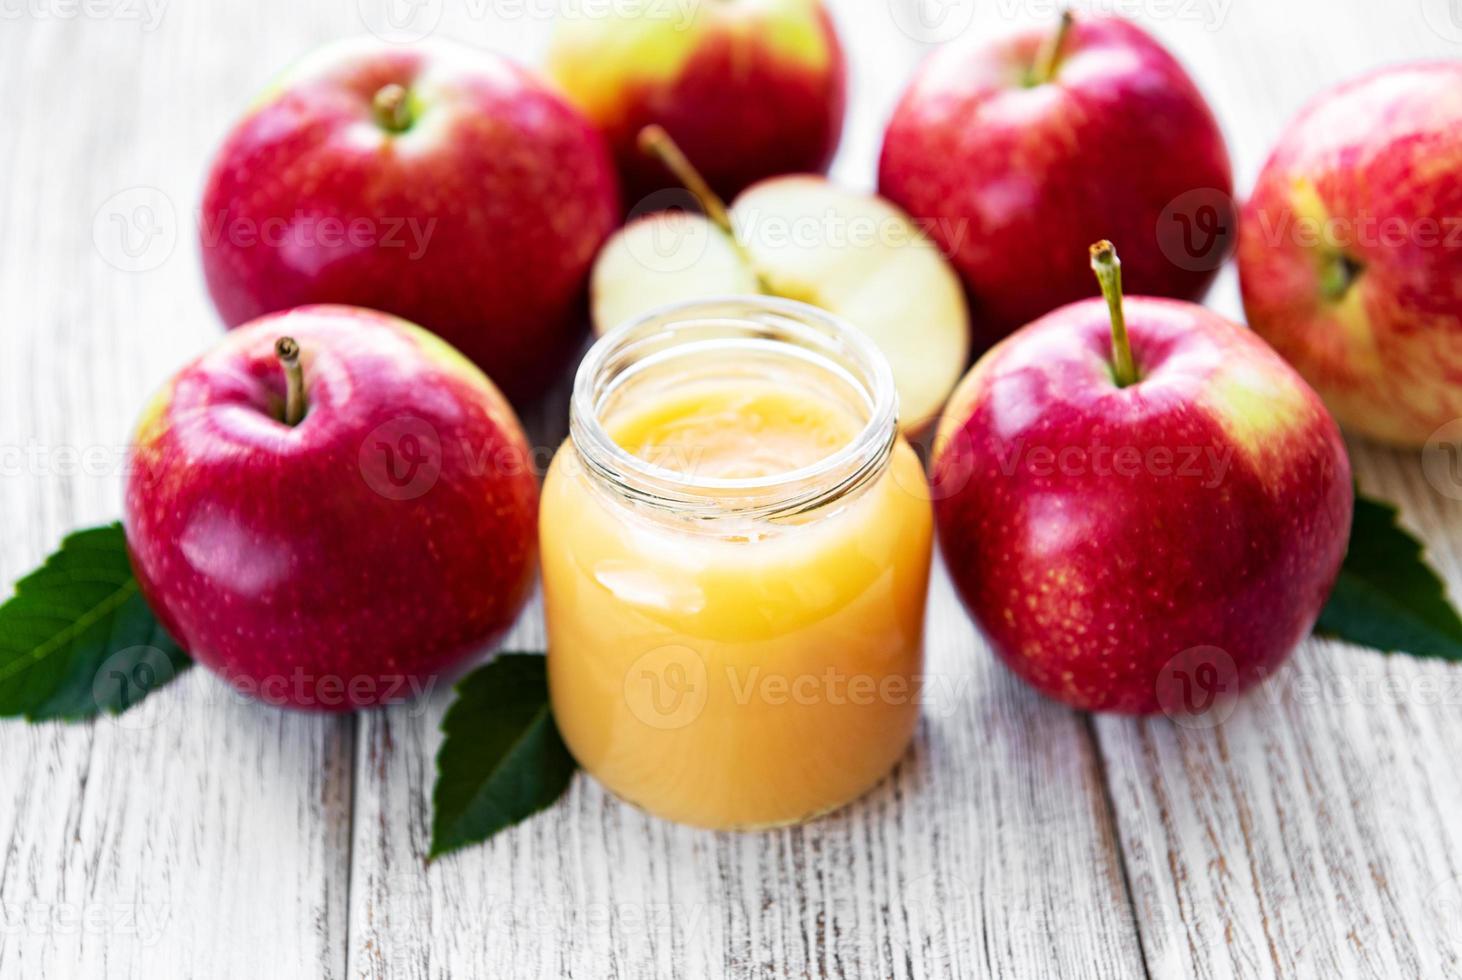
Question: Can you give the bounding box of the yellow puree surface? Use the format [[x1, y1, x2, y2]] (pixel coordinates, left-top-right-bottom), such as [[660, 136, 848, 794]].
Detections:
[[541, 379, 934, 829], [610, 383, 865, 480]]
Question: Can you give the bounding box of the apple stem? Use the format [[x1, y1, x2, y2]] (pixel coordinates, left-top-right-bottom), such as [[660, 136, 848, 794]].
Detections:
[[1031, 9, 1075, 85], [1089, 241, 1138, 388], [637, 125, 736, 239], [275, 336, 306, 426], [372, 83, 413, 133]]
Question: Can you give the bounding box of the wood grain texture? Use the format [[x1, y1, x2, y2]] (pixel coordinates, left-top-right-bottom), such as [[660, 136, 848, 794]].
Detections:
[[3, 0, 1462, 978]]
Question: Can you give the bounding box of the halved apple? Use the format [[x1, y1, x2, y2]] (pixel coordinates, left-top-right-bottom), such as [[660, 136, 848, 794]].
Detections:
[[592, 210, 761, 332], [590, 130, 972, 433]]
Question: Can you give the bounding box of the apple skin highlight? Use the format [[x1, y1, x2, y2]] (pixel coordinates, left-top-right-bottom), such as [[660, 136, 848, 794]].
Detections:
[[199, 39, 620, 404], [123, 306, 540, 711], [879, 15, 1233, 347], [931, 297, 1353, 715], [1238, 61, 1462, 447]]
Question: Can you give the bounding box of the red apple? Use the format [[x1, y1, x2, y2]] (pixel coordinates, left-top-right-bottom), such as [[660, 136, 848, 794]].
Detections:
[[546, 0, 845, 205], [879, 13, 1234, 348], [200, 38, 620, 403], [123, 306, 539, 711], [931, 243, 1351, 715], [1238, 62, 1462, 447]]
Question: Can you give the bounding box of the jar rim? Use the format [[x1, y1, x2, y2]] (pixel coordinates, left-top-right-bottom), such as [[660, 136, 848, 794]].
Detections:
[[569, 296, 900, 520]]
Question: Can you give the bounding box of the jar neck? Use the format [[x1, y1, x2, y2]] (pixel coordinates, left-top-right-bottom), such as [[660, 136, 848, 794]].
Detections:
[[569, 297, 899, 523]]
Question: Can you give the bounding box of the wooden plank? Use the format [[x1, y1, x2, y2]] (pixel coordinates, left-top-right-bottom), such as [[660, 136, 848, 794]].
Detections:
[[1091, 2, 1462, 977], [0, 7, 362, 978]]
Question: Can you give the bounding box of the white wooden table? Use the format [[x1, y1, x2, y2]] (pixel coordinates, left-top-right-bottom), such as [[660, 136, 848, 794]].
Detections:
[[4, 1, 1461, 977]]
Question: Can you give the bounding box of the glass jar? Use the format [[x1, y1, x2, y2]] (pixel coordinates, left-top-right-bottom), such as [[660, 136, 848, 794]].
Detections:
[[541, 298, 934, 829]]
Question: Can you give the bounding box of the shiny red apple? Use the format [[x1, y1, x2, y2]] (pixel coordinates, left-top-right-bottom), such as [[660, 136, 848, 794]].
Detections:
[[200, 38, 620, 403], [546, 0, 846, 204], [1238, 62, 1462, 447], [931, 243, 1351, 715], [124, 306, 540, 711], [879, 13, 1234, 348]]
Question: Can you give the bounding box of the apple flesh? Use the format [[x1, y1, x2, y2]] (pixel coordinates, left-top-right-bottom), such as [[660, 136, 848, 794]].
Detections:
[[200, 38, 620, 403], [124, 306, 540, 711], [932, 247, 1351, 715], [879, 13, 1233, 348], [1238, 62, 1462, 447], [591, 173, 971, 433], [547, 0, 845, 204]]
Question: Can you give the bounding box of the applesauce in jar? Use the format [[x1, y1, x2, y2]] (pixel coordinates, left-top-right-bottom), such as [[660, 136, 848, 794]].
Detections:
[[540, 298, 933, 830]]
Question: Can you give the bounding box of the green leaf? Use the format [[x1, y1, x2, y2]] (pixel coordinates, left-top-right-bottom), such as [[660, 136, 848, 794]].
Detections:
[[431, 653, 577, 859], [1316, 493, 1462, 662], [0, 523, 191, 720]]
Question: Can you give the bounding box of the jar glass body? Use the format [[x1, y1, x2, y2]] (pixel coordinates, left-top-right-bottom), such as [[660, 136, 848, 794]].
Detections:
[[541, 298, 934, 830]]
